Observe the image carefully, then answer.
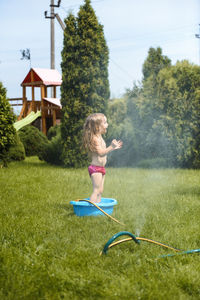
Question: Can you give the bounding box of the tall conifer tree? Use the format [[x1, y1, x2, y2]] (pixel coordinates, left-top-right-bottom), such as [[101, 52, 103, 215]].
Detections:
[[61, 0, 109, 167]]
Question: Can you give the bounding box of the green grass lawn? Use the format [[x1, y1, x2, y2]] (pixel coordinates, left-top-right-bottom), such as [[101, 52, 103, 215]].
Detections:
[[0, 157, 200, 299]]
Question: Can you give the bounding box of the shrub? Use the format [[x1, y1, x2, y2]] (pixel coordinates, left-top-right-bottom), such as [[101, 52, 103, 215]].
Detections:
[[7, 133, 25, 161], [47, 125, 60, 140], [42, 131, 63, 165], [18, 125, 49, 159], [0, 82, 16, 166]]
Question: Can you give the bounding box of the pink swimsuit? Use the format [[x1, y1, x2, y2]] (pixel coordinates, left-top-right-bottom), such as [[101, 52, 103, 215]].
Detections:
[[88, 165, 106, 176]]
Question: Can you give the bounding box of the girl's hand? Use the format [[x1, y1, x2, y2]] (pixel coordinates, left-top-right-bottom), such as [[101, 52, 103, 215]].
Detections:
[[111, 139, 123, 150]]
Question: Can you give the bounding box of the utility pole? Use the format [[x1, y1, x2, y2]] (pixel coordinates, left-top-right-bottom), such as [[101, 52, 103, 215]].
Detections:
[[45, 0, 62, 96], [50, 0, 55, 69], [45, 0, 62, 70], [195, 24, 200, 65]]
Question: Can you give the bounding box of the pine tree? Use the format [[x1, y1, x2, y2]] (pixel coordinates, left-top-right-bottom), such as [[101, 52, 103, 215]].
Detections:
[[60, 0, 109, 167], [77, 0, 109, 112], [0, 82, 16, 166]]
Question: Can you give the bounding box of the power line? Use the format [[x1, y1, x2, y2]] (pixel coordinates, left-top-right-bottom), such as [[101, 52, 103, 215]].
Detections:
[[107, 24, 197, 44], [110, 58, 133, 80], [60, 0, 106, 12], [195, 24, 200, 65]]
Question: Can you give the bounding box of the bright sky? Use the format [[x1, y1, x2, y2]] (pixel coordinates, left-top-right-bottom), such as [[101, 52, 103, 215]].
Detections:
[[0, 0, 199, 104]]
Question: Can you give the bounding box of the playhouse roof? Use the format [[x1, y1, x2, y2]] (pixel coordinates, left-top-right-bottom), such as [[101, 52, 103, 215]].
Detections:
[[44, 98, 62, 108], [21, 68, 62, 87]]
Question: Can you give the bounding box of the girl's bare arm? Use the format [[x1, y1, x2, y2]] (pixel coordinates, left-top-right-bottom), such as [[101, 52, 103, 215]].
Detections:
[[93, 137, 123, 157]]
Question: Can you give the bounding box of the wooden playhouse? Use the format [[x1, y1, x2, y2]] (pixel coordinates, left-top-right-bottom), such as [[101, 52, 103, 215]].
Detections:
[[18, 68, 62, 135]]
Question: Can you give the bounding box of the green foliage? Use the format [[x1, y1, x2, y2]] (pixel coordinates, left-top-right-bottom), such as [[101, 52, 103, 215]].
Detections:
[[61, 0, 109, 167], [106, 97, 127, 141], [42, 126, 63, 165], [155, 61, 200, 168], [136, 157, 170, 168], [0, 81, 16, 165], [137, 59, 200, 167], [131, 50, 200, 168], [142, 47, 171, 81], [47, 124, 60, 140], [7, 133, 25, 162], [106, 98, 139, 166], [107, 48, 200, 168], [0, 157, 200, 299], [18, 125, 49, 160]]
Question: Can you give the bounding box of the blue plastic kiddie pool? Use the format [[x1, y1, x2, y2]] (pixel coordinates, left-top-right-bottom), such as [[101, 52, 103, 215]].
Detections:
[[70, 198, 117, 217]]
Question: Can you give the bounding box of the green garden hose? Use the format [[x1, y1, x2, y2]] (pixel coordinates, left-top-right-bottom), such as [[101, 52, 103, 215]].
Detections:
[[158, 248, 200, 258], [75, 200, 199, 258], [100, 231, 182, 255]]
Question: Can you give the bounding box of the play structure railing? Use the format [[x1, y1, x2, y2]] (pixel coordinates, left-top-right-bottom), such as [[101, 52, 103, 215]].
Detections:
[[8, 97, 24, 106]]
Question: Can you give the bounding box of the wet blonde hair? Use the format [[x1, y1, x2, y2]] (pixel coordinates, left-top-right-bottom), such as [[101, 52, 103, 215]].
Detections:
[[83, 113, 105, 152]]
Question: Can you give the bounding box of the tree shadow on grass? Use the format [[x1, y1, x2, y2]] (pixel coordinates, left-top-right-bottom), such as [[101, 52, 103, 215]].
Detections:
[[21, 160, 64, 169], [171, 186, 200, 196], [13, 156, 65, 169]]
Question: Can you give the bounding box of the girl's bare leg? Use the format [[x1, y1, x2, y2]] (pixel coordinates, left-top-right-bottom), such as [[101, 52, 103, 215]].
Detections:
[[97, 175, 105, 203], [90, 173, 103, 203]]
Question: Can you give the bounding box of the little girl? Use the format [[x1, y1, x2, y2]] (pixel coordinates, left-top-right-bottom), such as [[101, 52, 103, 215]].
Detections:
[[83, 113, 123, 203]]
